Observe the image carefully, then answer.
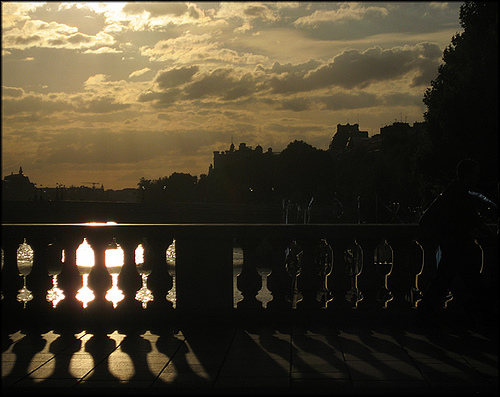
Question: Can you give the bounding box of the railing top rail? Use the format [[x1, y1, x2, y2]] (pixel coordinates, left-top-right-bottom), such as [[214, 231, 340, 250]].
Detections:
[[1, 223, 426, 244]]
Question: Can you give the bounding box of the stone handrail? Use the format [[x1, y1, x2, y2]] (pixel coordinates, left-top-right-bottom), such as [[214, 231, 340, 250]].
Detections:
[[1, 223, 496, 324]]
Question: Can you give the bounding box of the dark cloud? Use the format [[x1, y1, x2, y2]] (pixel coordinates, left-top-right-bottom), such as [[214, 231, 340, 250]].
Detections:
[[2, 87, 24, 98], [29, 3, 106, 36], [72, 96, 130, 114], [47, 38, 66, 46], [2, 94, 71, 116], [244, 5, 272, 19], [320, 91, 379, 110], [67, 33, 93, 44], [278, 97, 311, 112], [184, 68, 256, 101], [267, 60, 322, 74], [155, 66, 199, 89], [268, 43, 442, 93], [9, 35, 42, 46], [188, 5, 201, 20]]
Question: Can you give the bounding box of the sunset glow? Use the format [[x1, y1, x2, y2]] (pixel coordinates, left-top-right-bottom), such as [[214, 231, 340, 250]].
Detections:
[[2, 2, 463, 189]]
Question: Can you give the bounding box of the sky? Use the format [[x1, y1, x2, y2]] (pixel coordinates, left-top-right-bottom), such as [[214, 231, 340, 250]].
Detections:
[[2, 1, 464, 190]]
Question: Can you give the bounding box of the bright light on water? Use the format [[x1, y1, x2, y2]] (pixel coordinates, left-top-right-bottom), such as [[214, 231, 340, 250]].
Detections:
[[106, 274, 125, 308], [76, 274, 94, 308], [76, 238, 94, 274]]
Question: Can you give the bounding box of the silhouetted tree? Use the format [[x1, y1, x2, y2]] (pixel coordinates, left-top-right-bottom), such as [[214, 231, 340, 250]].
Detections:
[[165, 172, 198, 202], [275, 140, 332, 206], [423, 1, 498, 198]]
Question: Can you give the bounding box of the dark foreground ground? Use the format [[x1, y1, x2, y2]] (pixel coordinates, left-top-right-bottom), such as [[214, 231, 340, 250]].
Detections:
[[2, 308, 498, 396]]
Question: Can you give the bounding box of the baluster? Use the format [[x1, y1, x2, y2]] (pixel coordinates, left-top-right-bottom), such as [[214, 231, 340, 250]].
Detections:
[[45, 239, 65, 308], [114, 237, 142, 311], [266, 238, 290, 310], [236, 238, 262, 309], [29, 236, 54, 312], [285, 240, 303, 309], [87, 237, 113, 312], [16, 238, 34, 309], [75, 238, 96, 309], [405, 239, 424, 309], [146, 236, 174, 311], [1, 240, 20, 306], [344, 239, 363, 309], [293, 238, 321, 309], [57, 236, 84, 314], [104, 238, 125, 309], [134, 238, 154, 309], [374, 239, 394, 309], [255, 238, 274, 309], [165, 239, 176, 308], [314, 239, 334, 308], [233, 244, 244, 308]]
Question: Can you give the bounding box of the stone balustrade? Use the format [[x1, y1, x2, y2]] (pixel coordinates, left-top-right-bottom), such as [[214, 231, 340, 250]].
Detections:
[[1, 223, 497, 325]]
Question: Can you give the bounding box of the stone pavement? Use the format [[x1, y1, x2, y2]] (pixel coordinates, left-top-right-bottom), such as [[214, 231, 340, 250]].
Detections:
[[2, 310, 498, 396]]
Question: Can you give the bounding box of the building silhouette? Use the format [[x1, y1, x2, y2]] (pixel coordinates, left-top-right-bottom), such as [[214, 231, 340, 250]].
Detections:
[[380, 121, 426, 137], [2, 166, 36, 201], [328, 123, 369, 152], [211, 142, 278, 173]]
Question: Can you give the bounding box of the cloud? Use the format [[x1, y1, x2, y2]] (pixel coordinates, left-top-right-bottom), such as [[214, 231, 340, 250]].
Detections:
[[140, 32, 269, 66], [1, 89, 73, 116], [129, 67, 151, 78], [2, 86, 25, 98], [83, 46, 122, 54], [2, 18, 115, 50], [216, 3, 278, 22], [1, 1, 462, 189], [72, 96, 130, 114], [320, 91, 379, 110], [138, 40, 441, 111], [277, 97, 312, 112], [267, 43, 442, 93], [34, 128, 172, 166], [429, 2, 450, 11], [294, 3, 389, 26], [155, 66, 199, 89], [122, 2, 189, 18]]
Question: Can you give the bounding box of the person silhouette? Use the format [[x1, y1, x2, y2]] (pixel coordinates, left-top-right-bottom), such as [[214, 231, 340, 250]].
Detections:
[[417, 158, 496, 329]]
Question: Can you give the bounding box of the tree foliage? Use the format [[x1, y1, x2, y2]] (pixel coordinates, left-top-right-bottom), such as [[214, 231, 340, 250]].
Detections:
[[423, 1, 498, 196]]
